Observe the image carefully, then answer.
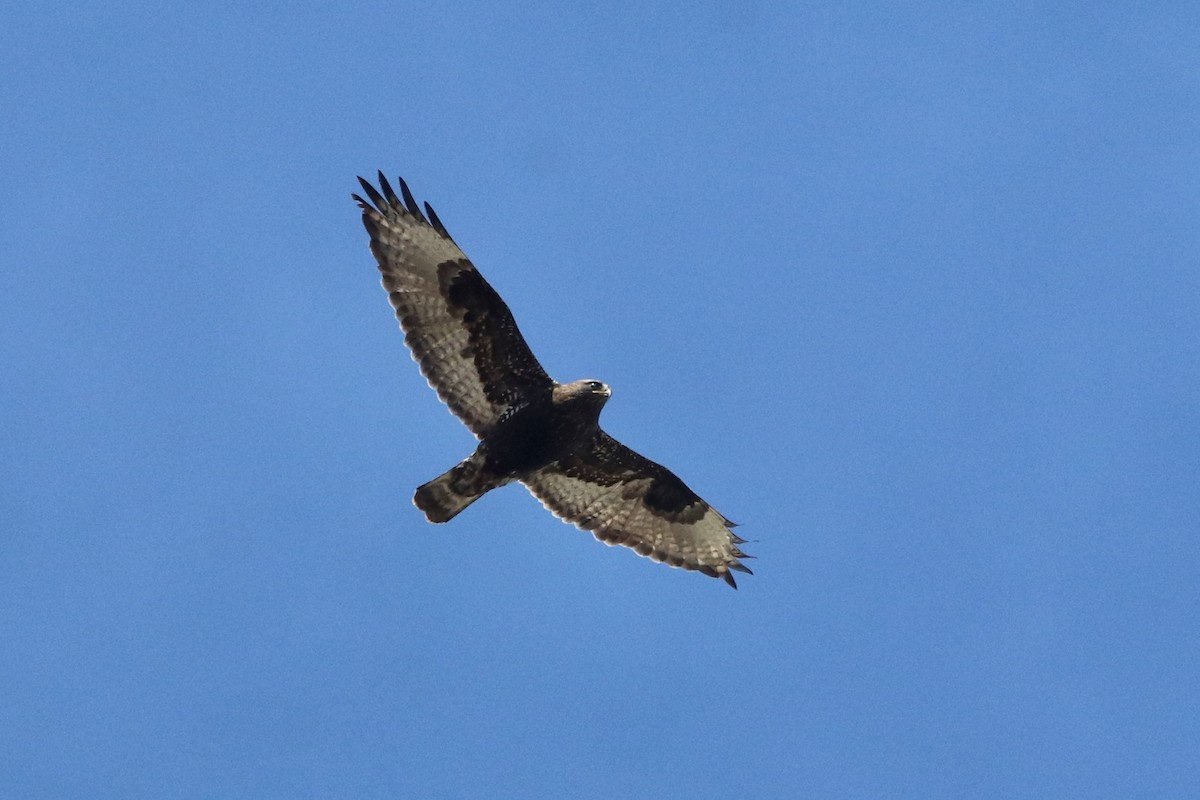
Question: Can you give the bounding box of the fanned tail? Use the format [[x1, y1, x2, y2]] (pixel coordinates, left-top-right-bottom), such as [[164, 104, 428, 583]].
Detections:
[[413, 457, 501, 523]]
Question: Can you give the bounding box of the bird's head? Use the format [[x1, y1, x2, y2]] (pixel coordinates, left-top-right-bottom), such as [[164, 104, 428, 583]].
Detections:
[[554, 379, 612, 413]]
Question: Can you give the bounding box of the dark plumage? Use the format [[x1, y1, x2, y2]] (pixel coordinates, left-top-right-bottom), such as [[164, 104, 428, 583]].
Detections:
[[354, 173, 752, 587]]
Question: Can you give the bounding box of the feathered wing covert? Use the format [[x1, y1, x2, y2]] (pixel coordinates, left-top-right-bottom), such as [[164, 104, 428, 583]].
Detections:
[[355, 173, 753, 587]]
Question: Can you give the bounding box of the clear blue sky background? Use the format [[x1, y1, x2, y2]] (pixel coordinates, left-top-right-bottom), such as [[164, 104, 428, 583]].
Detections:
[[3, 3, 1198, 797]]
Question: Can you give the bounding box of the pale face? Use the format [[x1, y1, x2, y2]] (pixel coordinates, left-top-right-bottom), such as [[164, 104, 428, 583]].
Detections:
[[553, 379, 612, 406]]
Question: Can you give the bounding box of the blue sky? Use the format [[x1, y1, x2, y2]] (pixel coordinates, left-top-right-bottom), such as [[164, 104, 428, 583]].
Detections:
[[3, 2, 1198, 797]]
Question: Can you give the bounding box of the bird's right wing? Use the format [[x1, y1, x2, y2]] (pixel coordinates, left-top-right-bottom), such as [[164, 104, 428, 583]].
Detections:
[[523, 432, 752, 587], [355, 173, 553, 436]]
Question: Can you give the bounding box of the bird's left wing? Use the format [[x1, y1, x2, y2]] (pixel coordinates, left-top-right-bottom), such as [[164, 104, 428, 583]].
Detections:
[[522, 432, 753, 587], [355, 173, 553, 436]]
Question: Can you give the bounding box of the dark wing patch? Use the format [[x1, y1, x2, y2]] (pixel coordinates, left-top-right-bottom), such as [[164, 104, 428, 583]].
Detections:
[[522, 432, 752, 587], [439, 259, 555, 409], [355, 173, 553, 435]]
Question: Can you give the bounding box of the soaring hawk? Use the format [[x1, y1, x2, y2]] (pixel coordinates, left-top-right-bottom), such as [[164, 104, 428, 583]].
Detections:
[[354, 173, 752, 587]]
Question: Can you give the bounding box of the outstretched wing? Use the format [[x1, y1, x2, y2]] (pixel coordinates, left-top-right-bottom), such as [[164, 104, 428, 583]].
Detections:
[[522, 431, 753, 588], [354, 173, 553, 436]]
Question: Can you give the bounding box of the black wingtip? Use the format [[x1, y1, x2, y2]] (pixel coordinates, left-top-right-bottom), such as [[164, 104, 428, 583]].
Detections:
[[424, 201, 453, 240], [397, 176, 427, 222], [356, 171, 458, 241], [355, 176, 387, 212], [377, 171, 402, 208]]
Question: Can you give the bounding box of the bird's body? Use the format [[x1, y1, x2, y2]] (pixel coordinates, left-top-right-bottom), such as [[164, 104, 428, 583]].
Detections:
[[414, 379, 608, 523], [354, 173, 752, 587]]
